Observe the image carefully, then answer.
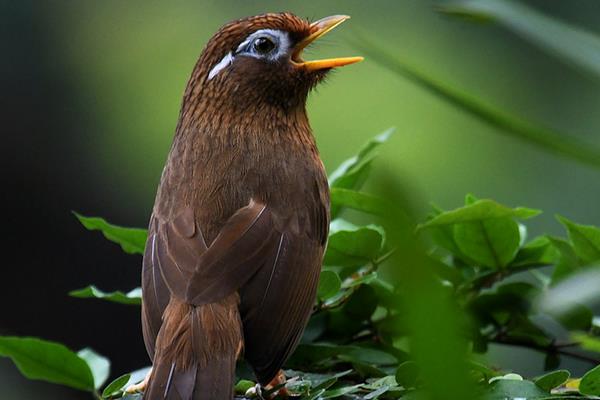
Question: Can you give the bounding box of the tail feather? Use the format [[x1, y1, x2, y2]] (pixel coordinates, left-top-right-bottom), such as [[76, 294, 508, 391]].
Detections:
[[143, 296, 242, 400], [144, 357, 235, 400]]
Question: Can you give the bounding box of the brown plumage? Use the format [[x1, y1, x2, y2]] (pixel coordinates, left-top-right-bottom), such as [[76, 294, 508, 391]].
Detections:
[[140, 12, 362, 399]]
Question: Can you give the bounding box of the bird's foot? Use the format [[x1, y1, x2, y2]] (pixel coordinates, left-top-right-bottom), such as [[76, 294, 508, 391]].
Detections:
[[245, 371, 289, 399], [125, 368, 152, 394], [266, 370, 290, 398]]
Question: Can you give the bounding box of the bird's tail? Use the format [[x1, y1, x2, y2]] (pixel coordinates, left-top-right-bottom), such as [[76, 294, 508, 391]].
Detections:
[[144, 296, 242, 400]]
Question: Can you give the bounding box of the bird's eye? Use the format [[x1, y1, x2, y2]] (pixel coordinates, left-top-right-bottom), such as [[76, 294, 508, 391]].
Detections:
[[253, 37, 276, 54]]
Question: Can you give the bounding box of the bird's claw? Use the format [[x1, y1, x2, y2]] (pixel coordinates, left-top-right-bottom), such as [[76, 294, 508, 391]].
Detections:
[[124, 368, 152, 394], [245, 383, 266, 400]]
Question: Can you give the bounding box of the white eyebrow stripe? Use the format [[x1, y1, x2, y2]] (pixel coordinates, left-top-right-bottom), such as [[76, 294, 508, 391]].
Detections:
[[208, 52, 234, 80]]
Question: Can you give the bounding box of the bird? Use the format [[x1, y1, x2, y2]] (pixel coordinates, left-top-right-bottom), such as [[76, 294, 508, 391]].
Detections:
[[135, 12, 362, 400]]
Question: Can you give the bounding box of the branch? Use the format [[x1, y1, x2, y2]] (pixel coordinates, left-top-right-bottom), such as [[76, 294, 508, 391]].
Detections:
[[491, 336, 600, 365]]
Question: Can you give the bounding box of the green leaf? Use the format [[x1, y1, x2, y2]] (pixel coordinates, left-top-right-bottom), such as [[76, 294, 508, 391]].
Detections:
[[74, 213, 147, 255], [77, 348, 110, 389], [484, 379, 549, 399], [330, 188, 387, 216], [580, 364, 600, 396], [69, 286, 142, 306], [547, 236, 579, 283], [234, 379, 255, 394], [0, 336, 95, 391], [353, 36, 600, 170], [288, 343, 396, 368], [454, 218, 521, 269], [511, 236, 558, 268], [534, 369, 570, 391], [329, 128, 394, 188], [324, 220, 385, 266], [419, 199, 539, 230], [557, 215, 600, 265], [343, 284, 378, 320], [318, 271, 342, 301], [441, 0, 600, 80], [395, 361, 419, 388], [322, 384, 362, 398], [573, 333, 600, 354], [102, 374, 131, 398]]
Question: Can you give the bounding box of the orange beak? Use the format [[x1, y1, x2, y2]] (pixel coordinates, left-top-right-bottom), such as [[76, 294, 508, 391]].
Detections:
[[292, 15, 364, 71]]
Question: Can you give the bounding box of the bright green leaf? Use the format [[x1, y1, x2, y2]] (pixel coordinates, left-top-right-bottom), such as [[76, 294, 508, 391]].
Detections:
[[548, 236, 579, 283], [329, 128, 394, 188], [77, 348, 110, 389], [580, 364, 600, 396], [454, 217, 520, 269], [557, 215, 600, 265], [534, 369, 570, 391], [69, 286, 142, 306], [419, 199, 539, 230], [318, 271, 342, 301], [573, 333, 600, 354], [330, 188, 387, 216], [324, 220, 385, 266], [102, 374, 131, 398], [234, 379, 255, 394], [74, 213, 147, 255], [0, 336, 95, 391], [511, 236, 558, 268]]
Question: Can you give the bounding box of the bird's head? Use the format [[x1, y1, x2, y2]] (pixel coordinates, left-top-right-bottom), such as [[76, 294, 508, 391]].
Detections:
[[183, 13, 362, 115]]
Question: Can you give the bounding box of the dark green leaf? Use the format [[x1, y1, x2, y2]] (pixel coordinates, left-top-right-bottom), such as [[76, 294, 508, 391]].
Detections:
[[353, 35, 600, 170], [534, 369, 569, 391], [74, 213, 147, 255], [324, 220, 384, 266], [395, 361, 419, 388], [0, 336, 95, 391], [77, 348, 110, 389], [441, 0, 600, 80], [557, 215, 600, 265], [69, 286, 142, 305], [318, 271, 342, 301], [102, 374, 131, 398], [343, 285, 378, 320], [454, 218, 521, 269], [580, 364, 600, 396], [322, 384, 362, 398]]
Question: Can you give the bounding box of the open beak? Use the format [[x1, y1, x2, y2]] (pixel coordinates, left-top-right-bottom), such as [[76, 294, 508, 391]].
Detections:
[[292, 15, 364, 71]]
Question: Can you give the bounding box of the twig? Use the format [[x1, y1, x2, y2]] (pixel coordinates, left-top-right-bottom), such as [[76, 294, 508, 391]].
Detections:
[[491, 336, 600, 365]]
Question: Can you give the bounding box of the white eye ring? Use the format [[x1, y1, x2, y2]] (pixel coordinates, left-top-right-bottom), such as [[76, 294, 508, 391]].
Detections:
[[207, 29, 291, 81]]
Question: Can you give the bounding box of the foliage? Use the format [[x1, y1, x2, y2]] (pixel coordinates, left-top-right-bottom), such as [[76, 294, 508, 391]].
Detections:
[[4, 2, 600, 398], [2, 132, 600, 399]]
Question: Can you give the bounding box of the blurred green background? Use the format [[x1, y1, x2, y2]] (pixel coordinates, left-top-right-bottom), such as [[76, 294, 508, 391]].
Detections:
[[2, 0, 600, 398]]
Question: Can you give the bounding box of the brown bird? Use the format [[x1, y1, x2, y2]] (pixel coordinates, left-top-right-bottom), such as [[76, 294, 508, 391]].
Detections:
[[135, 13, 362, 399]]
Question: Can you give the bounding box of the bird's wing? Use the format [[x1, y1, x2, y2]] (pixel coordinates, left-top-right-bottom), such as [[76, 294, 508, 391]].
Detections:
[[141, 199, 281, 357], [239, 195, 329, 384]]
